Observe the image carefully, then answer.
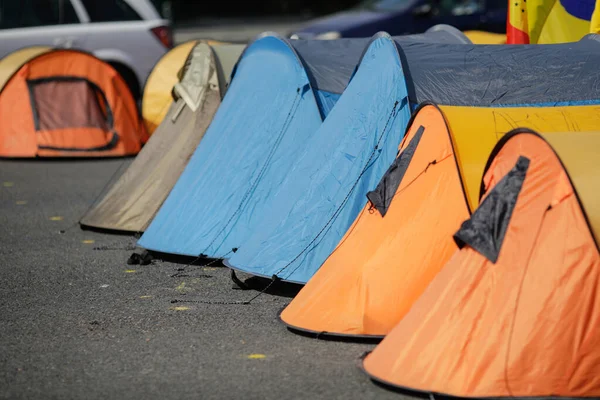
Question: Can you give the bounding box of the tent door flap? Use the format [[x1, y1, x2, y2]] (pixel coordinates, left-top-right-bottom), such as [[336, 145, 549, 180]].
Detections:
[[366, 125, 425, 217], [453, 156, 530, 263]]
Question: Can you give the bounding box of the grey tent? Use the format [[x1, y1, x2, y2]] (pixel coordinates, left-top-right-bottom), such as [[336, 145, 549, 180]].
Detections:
[[79, 41, 245, 233]]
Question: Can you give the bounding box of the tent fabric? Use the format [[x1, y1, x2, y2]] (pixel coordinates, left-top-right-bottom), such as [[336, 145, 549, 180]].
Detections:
[[279, 104, 469, 333], [141, 39, 230, 135], [137, 33, 325, 257], [543, 131, 600, 246], [463, 30, 506, 44], [423, 24, 473, 44], [440, 104, 600, 209], [142, 40, 198, 135], [80, 42, 226, 233], [290, 28, 470, 97], [136, 30, 468, 262], [508, 0, 599, 44], [0, 49, 147, 158], [453, 156, 529, 263], [224, 35, 411, 284], [363, 129, 600, 398], [0, 46, 51, 92], [366, 125, 425, 217], [139, 32, 600, 284], [279, 103, 600, 337], [30, 78, 111, 132], [399, 35, 600, 107]]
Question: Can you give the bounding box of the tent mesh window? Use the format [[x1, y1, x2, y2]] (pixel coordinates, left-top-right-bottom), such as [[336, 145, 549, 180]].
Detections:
[[27, 76, 113, 132]]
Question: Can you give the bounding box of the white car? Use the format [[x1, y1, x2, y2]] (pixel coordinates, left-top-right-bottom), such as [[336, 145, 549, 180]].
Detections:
[[0, 0, 172, 100]]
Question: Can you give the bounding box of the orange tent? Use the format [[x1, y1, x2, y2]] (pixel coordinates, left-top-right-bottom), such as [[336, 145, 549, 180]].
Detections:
[[363, 128, 600, 398], [0, 48, 147, 157], [281, 103, 600, 338]]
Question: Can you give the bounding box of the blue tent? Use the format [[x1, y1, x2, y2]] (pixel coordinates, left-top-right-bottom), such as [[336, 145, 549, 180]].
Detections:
[[137, 29, 467, 258], [224, 33, 411, 283], [137, 33, 326, 257], [226, 35, 600, 284]]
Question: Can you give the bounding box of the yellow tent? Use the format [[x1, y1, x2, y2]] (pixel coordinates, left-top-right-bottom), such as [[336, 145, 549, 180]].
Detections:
[[0, 46, 52, 92], [362, 129, 600, 399]]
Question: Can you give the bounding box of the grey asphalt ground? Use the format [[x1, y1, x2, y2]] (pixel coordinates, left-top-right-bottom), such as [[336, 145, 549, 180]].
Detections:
[[0, 157, 410, 399]]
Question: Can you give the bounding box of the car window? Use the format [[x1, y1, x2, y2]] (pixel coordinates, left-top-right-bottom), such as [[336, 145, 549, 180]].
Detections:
[[80, 0, 142, 22], [0, 0, 79, 30]]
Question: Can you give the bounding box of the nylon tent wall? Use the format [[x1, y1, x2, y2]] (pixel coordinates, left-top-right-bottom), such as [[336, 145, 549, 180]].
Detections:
[[223, 33, 413, 284], [290, 25, 471, 118], [0, 49, 147, 158], [137, 29, 468, 270], [0, 46, 51, 91], [363, 129, 600, 399], [424, 24, 473, 43], [141, 39, 228, 135], [136, 32, 326, 258], [463, 30, 506, 44], [280, 103, 600, 338], [79, 42, 244, 233], [225, 35, 600, 285]]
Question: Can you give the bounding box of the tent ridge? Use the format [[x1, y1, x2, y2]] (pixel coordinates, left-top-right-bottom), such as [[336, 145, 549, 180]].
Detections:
[[233, 32, 324, 121]]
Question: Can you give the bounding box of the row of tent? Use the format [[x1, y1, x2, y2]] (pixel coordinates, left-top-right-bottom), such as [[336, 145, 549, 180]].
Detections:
[[0, 28, 504, 159], [1, 25, 599, 397], [87, 29, 598, 398]]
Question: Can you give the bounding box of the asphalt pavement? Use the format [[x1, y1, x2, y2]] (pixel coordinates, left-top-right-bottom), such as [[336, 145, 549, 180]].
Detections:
[[0, 157, 411, 399]]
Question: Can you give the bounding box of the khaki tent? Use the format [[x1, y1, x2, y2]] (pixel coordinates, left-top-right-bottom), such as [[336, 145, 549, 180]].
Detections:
[[141, 39, 237, 135], [0, 48, 147, 157], [281, 103, 600, 338], [363, 129, 600, 398], [79, 41, 244, 233]]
